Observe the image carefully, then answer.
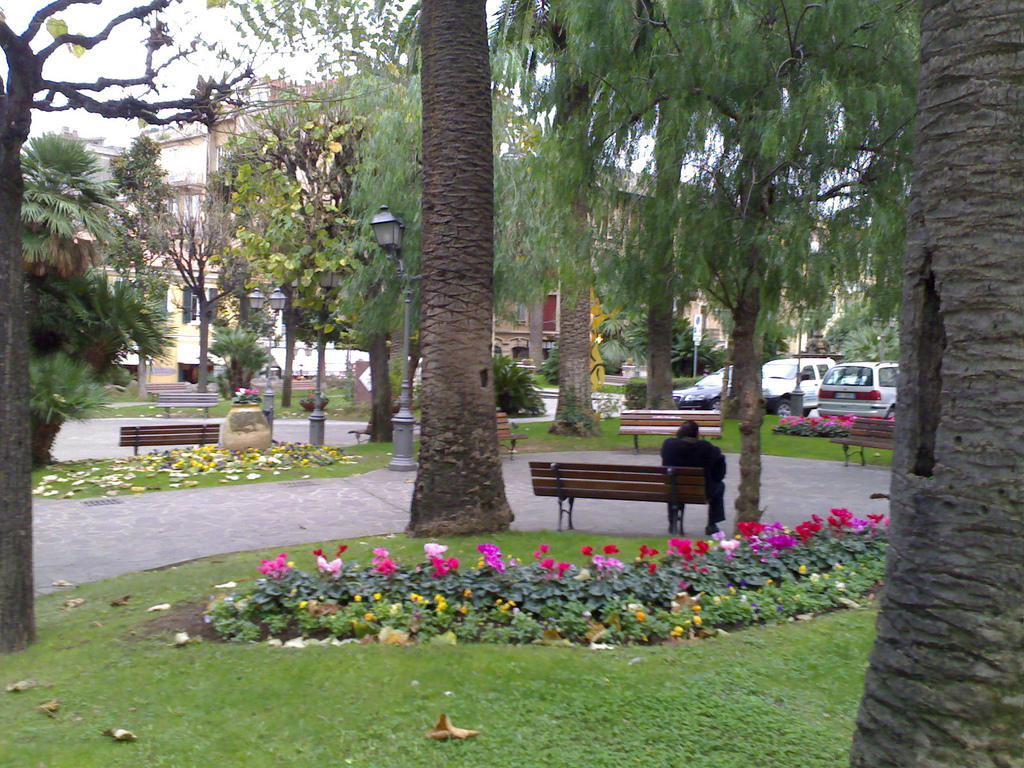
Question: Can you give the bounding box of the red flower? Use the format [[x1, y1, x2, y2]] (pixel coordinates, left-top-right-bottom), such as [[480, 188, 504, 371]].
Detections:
[[638, 545, 661, 559], [541, 558, 555, 570], [556, 562, 572, 577], [335, 544, 348, 556], [648, 562, 658, 575], [580, 546, 594, 556], [603, 544, 619, 555], [736, 521, 766, 538], [695, 540, 710, 555], [539, 544, 550, 553], [867, 514, 887, 525], [312, 548, 323, 557]]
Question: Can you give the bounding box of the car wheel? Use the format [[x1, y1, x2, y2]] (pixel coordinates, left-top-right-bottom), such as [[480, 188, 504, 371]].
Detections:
[[711, 398, 721, 411], [803, 408, 813, 417], [775, 399, 792, 418]]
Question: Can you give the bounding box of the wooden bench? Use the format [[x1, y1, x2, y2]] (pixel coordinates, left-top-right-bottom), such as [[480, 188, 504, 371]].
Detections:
[[618, 410, 723, 454], [119, 424, 220, 455], [497, 412, 528, 459], [529, 461, 708, 533], [830, 417, 896, 466], [291, 379, 316, 392], [146, 382, 188, 397], [156, 392, 220, 418]]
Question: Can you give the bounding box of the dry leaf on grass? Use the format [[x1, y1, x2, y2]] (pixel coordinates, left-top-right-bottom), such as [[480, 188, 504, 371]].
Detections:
[[378, 627, 410, 646], [584, 621, 607, 643], [37, 698, 60, 717], [101, 728, 137, 741], [6, 680, 36, 692], [63, 598, 85, 609], [146, 603, 171, 612], [171, 632, 199, 647], [426, 713, 479, 741], [110, 595, 131, 606], [213, 581, 237, 589], [51, 580, 75, 587]]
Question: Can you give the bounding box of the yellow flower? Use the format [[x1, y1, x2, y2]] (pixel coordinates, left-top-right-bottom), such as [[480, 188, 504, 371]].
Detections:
[[693, 616, 703, 626], [372, 592, 382, 601], [636, 611, 646, 622], [364, 612, 376, 621], [354, 595, 363, 602], [766, 578, 773, 584], [691, 604, 702, 613], [463, 589, 472, 598], [287, 561, 296, 567], [729, 586, 737, 594], [670, 626, 685, 637], [459, 606, 468, 615], [507, 600, 516, 607], [835, 564, 844, 570], [713, 596, 721, 605], [798, 564, 807, 574], [298, 601, 307, 609]]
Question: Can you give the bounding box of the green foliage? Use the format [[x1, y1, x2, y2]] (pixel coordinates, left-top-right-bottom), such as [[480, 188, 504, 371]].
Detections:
[[839, 324, 899, 362], [773, 415, 854, 438], [21, 133, 118, 277], [210, 326, 269, 392], [624, 378, 648, 409], [493, 355, 545, 416], [29, 353, 109, 426], [537, 345, 559, 383]]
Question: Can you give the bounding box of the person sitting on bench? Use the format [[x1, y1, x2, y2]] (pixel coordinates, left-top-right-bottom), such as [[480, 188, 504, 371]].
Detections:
[[660, 419, 727, 536]]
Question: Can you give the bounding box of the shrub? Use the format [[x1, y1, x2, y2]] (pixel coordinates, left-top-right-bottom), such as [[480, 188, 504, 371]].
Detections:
[[538, 346, 559, 383], [493, 355, 545, 416], [773, 415, 855, 438], [624, 378, 647, 409], [208, 509, 888, 646]]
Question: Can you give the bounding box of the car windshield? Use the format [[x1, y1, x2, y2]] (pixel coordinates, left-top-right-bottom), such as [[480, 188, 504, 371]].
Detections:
[[695, 374, 722, 388], [824, 366, 874, 387], [762, 362, 797, 379]]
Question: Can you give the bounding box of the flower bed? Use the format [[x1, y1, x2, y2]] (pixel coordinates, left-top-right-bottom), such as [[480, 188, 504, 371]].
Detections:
[[32, 443, 355, 498], [207, 509, 889, 646], [772, 415, 855, 438]]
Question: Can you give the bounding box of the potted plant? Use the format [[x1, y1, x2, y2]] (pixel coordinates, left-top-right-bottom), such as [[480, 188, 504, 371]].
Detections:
[[221, 388, 271, 450], [300, 395, 329, 412]]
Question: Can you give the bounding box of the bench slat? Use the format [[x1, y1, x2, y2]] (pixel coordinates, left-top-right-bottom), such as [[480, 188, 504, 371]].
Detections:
[[496, 412, 528, 459], [830, 417, 895, 465], [119, 424, 219, 454]]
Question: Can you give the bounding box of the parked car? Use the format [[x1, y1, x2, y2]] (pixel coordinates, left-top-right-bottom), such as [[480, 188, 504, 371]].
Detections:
[[818, 361, 899, 418], [761, 357, 836, 417], [673, 369, 726, 410]]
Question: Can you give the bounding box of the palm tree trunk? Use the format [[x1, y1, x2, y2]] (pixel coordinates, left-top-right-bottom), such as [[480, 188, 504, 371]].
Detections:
[[850, 4, 1024, 765], [550, 286, 599, 435], [409, 0, 512, 536]]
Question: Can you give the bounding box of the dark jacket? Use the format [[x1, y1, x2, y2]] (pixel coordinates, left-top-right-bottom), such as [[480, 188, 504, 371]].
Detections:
[[660, 437, 727, 489]]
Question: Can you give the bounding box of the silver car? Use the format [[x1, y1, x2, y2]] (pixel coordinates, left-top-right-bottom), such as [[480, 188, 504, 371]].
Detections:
[[818, 362, 898, 418]]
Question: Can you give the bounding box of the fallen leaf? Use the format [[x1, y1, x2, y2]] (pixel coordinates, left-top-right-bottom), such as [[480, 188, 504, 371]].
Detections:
[[837, 598, 862, 609], [627, 656, 644, 666], [671, 592, 695, 613], [63, 598, 85, 609], [37, 698, 60, 717], [101, 728, 137, 741], [110, 595, 131, 606], [6, 680, 36, 692], [589, 642, 615, 650], [283, 638, 307, 649], [428, 630, 457, 646], [426, 713, 479, 741], [51, 580, 75, 587], [146, 604, 171, 612], [584, 621, 607, 643], [212, 581, 237, 589], [170, 632, 197, 647], [533, 628, 572, 647]]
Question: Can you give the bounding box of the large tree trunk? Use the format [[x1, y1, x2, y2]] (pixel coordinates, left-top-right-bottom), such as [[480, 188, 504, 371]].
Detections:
[[0, 107, 35, 653], [30, 417, 63, 468], [366, 331, 392, 442], [550, 286, 599, 436], [645, 292, 675, 408], [410, 0, 512, 537], [197, 302, 211, 393], [850, 4, 1024, 765], [281, 296, 297, 408], [731, 280, 763, 524], [528, 299, 544, 364]]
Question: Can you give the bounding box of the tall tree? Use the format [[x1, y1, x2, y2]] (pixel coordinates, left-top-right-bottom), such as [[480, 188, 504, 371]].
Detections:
[[0, 0, 247, 654], [850, 3, 1024, 765], [409, 0, 513, 536]]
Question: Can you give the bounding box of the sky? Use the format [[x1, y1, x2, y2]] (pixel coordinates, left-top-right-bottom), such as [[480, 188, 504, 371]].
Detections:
[[11, 0, 504, 148]]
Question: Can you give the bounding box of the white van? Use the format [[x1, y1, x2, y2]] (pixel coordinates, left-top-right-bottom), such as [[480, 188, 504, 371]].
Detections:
[[761, 357, 836, 417]]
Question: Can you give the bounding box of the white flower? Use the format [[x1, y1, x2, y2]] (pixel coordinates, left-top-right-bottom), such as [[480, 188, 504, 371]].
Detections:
[[246, 473, 261, 480], [835, 582, 846, 591], [809, 573, 821, 583]]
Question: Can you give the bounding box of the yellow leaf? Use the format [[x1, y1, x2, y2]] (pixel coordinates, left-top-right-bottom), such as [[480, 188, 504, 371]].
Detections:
[[37, 698, 60, 717], [328, 141, 342, 153], [378, 627, 410, 646], [70, 44, 85, 58], [207, 0, 228, 6], [584, 621, 607, 643], [426, 713, 479, 740], [46, 18, 69, 40], [429, 630, 457, 646], [322, 323, 334, 334], [110, 595, 131, 606], [6, 680, 36, 693]]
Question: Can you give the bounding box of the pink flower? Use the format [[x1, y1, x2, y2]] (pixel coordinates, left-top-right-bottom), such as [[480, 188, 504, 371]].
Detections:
[[373, 558, 397, 576], [541, 558, 555, 570], [424, 543, 448, 559], [316, 556, 342, 577], [556, 562, 572, 577], [257, 553, 292, 579], [532, 544, 551, 559], [372, 547, 390, 559]]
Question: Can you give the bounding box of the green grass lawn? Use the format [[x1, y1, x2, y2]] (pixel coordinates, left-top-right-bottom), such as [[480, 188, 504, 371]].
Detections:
[[1, 532, 875, 768], [98, 387, 369, 421]]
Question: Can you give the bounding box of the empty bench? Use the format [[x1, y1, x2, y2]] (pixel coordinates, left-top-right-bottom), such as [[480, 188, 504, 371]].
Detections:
[[497, 412, 528, 459], [146, 382, 188, 397], [529, 461, 708, 533], [119, 424, 220, 455], [830, 417, 896, 466], [291, 379, 316, 392], [618, 410, 723, 454], [156, 392, 220, 418]]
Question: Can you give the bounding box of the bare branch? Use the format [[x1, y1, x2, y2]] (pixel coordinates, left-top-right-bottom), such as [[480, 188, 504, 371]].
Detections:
[[36, 0, 176, 61]]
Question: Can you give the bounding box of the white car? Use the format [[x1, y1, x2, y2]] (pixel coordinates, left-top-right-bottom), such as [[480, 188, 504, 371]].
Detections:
[[761, 357, 836, 417], [818, 362, 899, 418]]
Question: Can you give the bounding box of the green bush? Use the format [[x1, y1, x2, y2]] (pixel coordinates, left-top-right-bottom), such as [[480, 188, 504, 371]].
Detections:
[[624, 378, 647, 409], [493, 355, 545, 416], [672, 377, 700, 389], [538, 346, 559, 383]]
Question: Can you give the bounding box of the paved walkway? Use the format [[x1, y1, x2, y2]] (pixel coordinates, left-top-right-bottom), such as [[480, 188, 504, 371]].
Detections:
[[36, 418, 891, 592]]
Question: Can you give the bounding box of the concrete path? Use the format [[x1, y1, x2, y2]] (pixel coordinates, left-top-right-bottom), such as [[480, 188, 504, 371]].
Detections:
[[36, 422, 892, 591]]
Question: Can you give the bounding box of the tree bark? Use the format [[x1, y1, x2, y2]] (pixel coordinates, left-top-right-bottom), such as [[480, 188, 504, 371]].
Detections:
[[0, 61, 35, 653], [731, 280, 763, 524], [528, 299, 545, 364], [410, 0, 512, 536], [645, 293, 675, 408], [366, 331, 392, 442], [550, 286, 599, 436], [850, 4, 1024, 765]]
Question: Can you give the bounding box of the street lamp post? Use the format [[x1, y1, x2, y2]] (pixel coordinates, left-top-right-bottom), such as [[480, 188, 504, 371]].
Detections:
[[371, 205, 416, 472], [309, 271, 343, 445], [247, 287, 288, 435]]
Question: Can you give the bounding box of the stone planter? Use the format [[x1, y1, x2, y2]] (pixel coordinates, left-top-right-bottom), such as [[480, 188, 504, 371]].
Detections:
[[221, 404, 271, 451], [300, 397, 329, 412]]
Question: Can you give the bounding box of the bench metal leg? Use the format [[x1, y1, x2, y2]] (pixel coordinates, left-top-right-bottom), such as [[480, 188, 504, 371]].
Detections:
[[508, 439, 516, 460], [668, 503, 685, 535], [556, 497, 575, 531], [633, 435, 640, 455]]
